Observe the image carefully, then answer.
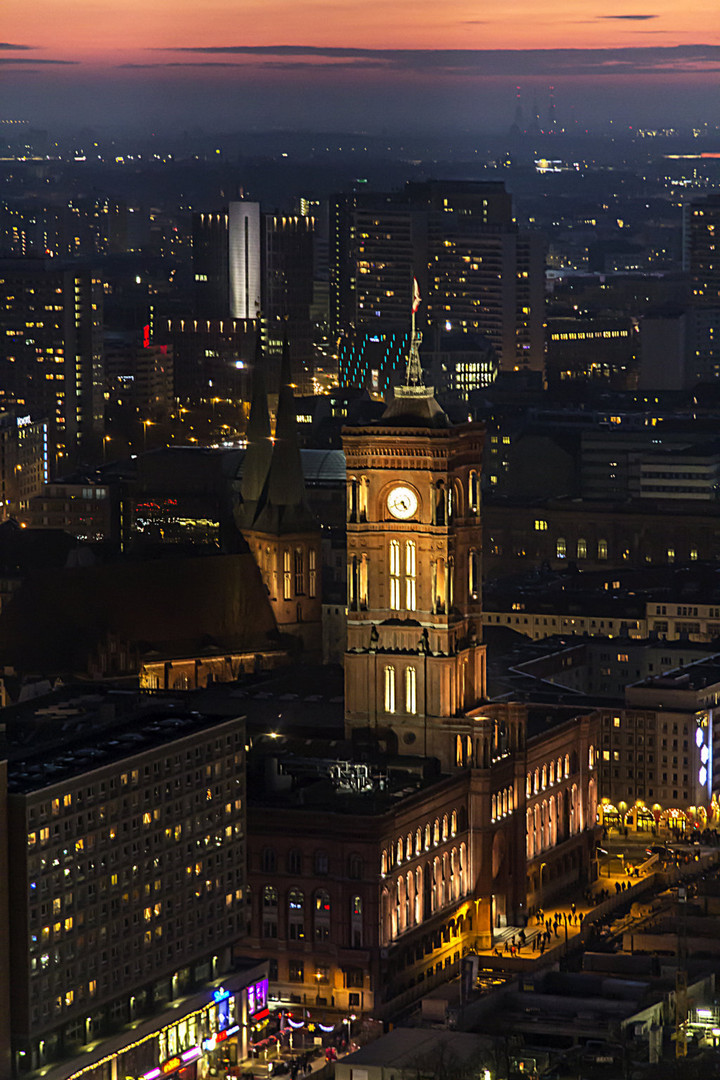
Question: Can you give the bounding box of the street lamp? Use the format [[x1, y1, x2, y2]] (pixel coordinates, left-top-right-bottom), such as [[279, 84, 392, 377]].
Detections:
[[343, 1014, 357, 1046], [142, 419, 153, 451]]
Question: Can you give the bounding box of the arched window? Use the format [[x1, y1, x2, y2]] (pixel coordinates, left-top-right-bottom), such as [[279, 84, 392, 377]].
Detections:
[[534, 768, 539, 795], [469, 549, 480, 600], [589, 745, 595, 769], [262, 886, 278, 938], [309, 547, 317, 598], [405, 541, 416, 610], [283, 549, 292, 599], [396, 838, 403, 865], [557, 757, 563, 783], [450, 810, 457, 836], [405, 667, 417, 715], [384, 665, 396, 714], [526, 773, 532, 798], [348, 854, 363, 880], [502, 789, 508, 816], [442, 814, 449, 841], [389, 541, 401, 610], [415, 828, 422, 855], [314, 890, 331, 941], [456, 734, 464, 767], [459, 842, 467, 894], [549, 761, 555, 786], [288, 889, 305, 940], [564, 754, 570, 779], [359, 553, 369, 609], [294, 547, 305, 595], [434, 557, 446, 614], [433, 818, 440, 845], [508, 786, 514, 812], [448, 556, 455, 609], [468, 470, 479, 514], [351, 895, 363, 948], [348, 478, 358, 522], [359, 477, 369, 521], [261, 847, 276, 873], [415, 868, 422, 923], [381, 850, 388, 876], [491, 794, 497, 821], [577, 538, 587, 559], [424, 824, 431, 850], [347, 554, 357, 609], [314, 851, 329, 875], [287, 849, 302, 875], [556, 537, 567, 559], [263, 885, 278, 907]]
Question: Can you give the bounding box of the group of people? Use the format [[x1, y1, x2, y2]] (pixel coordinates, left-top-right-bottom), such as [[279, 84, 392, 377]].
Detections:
[[492, 905, 586, 958]]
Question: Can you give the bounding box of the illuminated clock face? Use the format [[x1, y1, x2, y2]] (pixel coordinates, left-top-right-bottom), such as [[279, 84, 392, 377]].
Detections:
[[387, 485, 418, 520]]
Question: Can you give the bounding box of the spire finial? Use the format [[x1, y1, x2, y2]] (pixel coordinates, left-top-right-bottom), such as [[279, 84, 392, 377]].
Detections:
[[404, 277, 425, 388]]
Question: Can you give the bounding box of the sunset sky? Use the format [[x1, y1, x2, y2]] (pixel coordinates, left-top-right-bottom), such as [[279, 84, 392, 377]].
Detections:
[[3, 0, 719, 132]]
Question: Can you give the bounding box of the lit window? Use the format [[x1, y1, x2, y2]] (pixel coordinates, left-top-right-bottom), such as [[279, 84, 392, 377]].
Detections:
[[384, 666, 396, 713], [405, 667, 417, 715], [405, 541, 416, 610], [390, 541, 400, 610]]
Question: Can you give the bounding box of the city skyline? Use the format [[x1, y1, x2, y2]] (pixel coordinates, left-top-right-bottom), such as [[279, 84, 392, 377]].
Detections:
[[2, 0, 720, 132]]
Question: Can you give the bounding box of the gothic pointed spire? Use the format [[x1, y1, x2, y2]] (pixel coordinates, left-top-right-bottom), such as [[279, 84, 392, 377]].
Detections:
[[246, 325, 316, 534], [266, 326, 306, 508], [240, 326, 273, 504]]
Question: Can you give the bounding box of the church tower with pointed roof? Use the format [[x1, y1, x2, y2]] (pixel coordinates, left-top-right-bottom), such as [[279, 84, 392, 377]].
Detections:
[[236, 330, 321, 656], [343, 284, 486, 767]]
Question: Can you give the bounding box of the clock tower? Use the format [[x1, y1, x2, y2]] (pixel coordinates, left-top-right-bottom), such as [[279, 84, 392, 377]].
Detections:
[[343, 306, 486, 769]]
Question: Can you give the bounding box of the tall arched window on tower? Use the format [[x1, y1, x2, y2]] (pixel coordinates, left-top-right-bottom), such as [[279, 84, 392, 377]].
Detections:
[[405, 667, 417, 714], [435, 482, 446, 526], [348, 478, 358, 523], [434, 557, 446, 614], [359, 477, 369, 522], [405, 541, 416, 610], [448, 556, 454, 609], [283, 549, 292, 600], [384, 665, 396, 713], [468, 470, 479, 514], [359, 554, 369, 610], [390, 541, 401, 611], [347, 555, 357, 610], [468, 549, 479, 600]]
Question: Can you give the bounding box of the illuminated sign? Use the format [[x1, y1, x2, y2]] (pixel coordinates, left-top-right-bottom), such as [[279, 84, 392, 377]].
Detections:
[[213, 988, 231, 1004], [162, 1058, 181, 1074], [248, 978, 268, 1016]]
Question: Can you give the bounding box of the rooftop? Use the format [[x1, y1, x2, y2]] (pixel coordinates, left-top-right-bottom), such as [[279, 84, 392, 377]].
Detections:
[[1, 687, 243, 795]]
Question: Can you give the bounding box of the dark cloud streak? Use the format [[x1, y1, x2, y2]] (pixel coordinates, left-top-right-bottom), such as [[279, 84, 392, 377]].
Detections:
[[138, 43, 720, 77]]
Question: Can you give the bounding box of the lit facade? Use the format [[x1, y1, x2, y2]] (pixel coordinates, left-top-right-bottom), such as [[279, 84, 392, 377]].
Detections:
[[0, 260, 104, 468], [229, 202, 261, 321], [3, 696, 247, 1077]]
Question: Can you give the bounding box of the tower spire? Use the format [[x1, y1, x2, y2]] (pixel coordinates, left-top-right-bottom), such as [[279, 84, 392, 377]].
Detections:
[[239, 326, 272, 506], [403, 277, 425, 388]]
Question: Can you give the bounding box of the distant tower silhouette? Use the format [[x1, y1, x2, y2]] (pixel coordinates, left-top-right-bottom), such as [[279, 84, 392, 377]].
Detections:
[[547, 85, 557, 133], [530, 95, 541, 137], [509, 86, 524, 139]]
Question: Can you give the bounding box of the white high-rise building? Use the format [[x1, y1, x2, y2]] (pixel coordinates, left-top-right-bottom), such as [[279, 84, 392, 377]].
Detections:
[[229, 201, 261, 319]]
